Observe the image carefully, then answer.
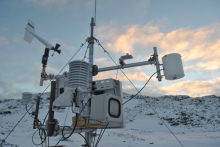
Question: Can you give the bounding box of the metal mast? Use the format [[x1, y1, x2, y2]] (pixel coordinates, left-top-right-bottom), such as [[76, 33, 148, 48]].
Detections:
[[86, 17, 96, 147]]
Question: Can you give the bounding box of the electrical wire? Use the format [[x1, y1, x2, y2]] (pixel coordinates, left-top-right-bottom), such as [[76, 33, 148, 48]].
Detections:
[[25, 104, 35, 118], [83, 44, 90, 60], [0, 40, 87, 147], [55, 107, 70, 146], [62, 114, 78, 140], [97, 40, 185, 147], [55, 89, 80, 146], [78, 133, 89, 146], [94, 0, 97, 23], [95, 123, 109, 147], [54, 98, 90, 146], [93, 129, 97, 147], [122, 70, 161, 105], [32, 126, 47, 146]]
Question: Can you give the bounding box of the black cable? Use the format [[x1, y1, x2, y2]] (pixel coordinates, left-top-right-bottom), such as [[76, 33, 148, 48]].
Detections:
[[122, 70, 160, 105], [25, 104, 35, 118], [71, 88, 78, 113], [95, 123, 109, 147], [79, 98, 90, 114], [62, 114, 78, 140], [93, 129, 97, 147], [97, 40, 185, 147], [56, 90, 78, 144], [55, 97, 90, 146], [56, 107, 70, 146], [32, 128, 47, 146], [78, 133, 89, 146], [42, 111, 49, 125], [59, 89, 79, 144], [95, 128, 103, 147], [83, 43, 90, 60]]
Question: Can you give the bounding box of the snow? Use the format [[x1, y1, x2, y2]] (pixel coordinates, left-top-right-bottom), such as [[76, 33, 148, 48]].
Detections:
[[0, 94, 219, 147]]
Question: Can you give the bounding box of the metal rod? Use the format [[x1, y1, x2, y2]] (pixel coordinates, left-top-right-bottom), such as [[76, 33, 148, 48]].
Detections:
[[98, 61, 155, 72], [47, 81, 56, 136], [39, 125, 94, 134], [40, 67, 44, 86], [153, 47, 162, 81], [43, 61, 156, 80], [86, 17, 96, 147], [33, 96, 41, 129]]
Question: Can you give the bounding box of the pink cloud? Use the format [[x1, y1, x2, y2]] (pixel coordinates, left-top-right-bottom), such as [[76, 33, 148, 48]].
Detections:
[[158, 78, 220, 97], [97, 23, 220, 71]]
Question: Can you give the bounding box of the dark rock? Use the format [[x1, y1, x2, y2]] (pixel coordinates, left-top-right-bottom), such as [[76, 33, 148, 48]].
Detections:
[[147, 113, 155, 115]]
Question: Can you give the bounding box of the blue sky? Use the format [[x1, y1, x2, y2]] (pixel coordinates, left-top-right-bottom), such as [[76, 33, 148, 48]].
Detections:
[[0, 0, 220, 99]]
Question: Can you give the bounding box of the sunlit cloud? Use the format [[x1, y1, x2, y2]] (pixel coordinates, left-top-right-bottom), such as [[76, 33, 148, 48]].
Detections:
[[184, 65, 198, 72], [100, 24, 163, 54], [158, 78, 220, 97], [97, 23, 220, 72], [95, 57, 108, 62]]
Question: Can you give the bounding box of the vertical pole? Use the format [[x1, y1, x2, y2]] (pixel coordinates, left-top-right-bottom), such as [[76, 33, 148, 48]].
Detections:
[[85, 17, 96, 147], [47, 81, 56, 136], [153, 47, 162, 81], [33, 96, 40, 129]]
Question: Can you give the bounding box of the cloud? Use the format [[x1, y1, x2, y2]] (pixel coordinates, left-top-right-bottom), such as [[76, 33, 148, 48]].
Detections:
[[97, 23, 220, 71], [196, 60, 220, 71], [158, 78, 220, 97], [95, 57, 108, 62], [0, 36, 9, 46], [102, 24, 163, 54], [24, 0, 68, 6], [184, 65, 198, 72]]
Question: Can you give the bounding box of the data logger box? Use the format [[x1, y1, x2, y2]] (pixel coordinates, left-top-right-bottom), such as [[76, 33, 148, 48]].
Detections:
[[90, 93, 125, 129], [93, 78, 123, 98]]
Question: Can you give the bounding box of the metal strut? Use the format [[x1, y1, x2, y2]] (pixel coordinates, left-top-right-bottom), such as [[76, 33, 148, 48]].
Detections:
[[85, 17, 96, 147]]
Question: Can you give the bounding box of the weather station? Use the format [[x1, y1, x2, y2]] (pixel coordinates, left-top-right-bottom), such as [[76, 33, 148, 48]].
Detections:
[[2, 1, 185, 147]]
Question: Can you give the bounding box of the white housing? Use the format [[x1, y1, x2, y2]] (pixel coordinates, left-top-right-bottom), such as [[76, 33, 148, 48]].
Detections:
[[93, 78, 123, 98], [68, 60, 89, 90], [162, 53, 185, 80], [90, 93, 125, 129]]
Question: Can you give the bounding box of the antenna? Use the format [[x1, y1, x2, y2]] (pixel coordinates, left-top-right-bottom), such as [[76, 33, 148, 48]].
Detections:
[[94, 0, 97, 24]]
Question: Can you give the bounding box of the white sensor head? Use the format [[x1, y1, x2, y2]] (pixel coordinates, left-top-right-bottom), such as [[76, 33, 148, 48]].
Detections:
[[162, 53, 185, 80]]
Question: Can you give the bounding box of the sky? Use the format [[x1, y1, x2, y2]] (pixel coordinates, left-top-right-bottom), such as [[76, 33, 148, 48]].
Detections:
[[0, 0, 220, 100]]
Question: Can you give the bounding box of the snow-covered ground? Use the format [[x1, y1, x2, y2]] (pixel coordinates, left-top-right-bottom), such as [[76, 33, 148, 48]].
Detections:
[[0, 94, 219, 147]]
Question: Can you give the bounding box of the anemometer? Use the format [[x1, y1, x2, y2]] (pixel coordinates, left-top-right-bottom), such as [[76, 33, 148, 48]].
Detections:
[[24, 19, 61, 86]]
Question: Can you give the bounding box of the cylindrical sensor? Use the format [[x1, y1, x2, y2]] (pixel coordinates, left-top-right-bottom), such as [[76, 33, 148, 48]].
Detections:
[[68, 60, 89, 90], [162, 53, 185, 80]]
